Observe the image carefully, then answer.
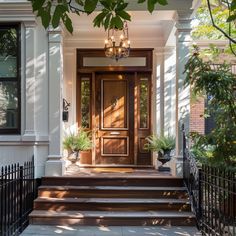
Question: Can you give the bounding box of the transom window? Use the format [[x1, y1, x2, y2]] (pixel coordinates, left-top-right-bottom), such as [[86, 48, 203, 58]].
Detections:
[[0, 24, 20, 134]]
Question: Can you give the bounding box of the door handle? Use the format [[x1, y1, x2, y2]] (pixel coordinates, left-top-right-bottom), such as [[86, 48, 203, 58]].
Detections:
[[110, 132, 120, 135]]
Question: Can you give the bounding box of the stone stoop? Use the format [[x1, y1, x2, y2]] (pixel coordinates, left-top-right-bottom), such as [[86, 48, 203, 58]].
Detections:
[[29, 176, 196, 226]]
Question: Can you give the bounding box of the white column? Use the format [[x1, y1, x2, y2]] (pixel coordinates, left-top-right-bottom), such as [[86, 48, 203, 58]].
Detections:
[[22, 22, 36, 140], [163, 47, 176, 137], [175, 13, 192, 176], [155, 49, 165, 136], [45, 27, 65, 176]]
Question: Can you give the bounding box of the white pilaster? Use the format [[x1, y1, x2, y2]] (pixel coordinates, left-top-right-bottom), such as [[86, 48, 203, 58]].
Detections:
[[45, 27, 65, 176], [175, 12, 192, 176], [163, 47, 176, 137], [22, 21, 36, 140]]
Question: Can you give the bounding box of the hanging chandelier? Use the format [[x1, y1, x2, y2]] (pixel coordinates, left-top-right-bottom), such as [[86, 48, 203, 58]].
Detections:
[[104, 21, 130, 61]]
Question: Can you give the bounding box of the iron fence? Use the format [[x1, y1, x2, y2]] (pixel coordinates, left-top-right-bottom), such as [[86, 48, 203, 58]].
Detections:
[[183, 128, 236, 236], [0, 158, 39, 236]]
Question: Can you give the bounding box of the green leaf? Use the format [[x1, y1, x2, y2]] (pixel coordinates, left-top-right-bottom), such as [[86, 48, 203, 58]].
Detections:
[[40, 10, 51, 29], [138, 0, 146, 3], [230, 0, 236, 10], [52, 5, 67, 28], [93, 11, 107, 27], [84, 0, 98, 13], [100, 0, 111, 9], [227, 14, 236, 22], [117, 10, 131, 21], [157, 0, 168, 6], [104, 13, 112, 30], [113, 16, 123, 29], [63, 14, 73, 33], [147, 0, 155, 12], [116, 2, 128, 11], [31, 0, 46, 12]]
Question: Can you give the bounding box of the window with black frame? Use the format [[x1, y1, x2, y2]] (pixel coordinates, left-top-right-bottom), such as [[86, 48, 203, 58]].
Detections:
[[0, 24, 20, 134]]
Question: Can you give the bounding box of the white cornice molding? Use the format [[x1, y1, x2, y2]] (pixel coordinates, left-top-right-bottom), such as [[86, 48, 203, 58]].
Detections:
[[0, 1, 35, 22]]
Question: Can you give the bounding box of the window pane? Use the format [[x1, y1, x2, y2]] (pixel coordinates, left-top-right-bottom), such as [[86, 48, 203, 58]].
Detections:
[[139, 78, 149, 128], [0, 82, 18, 128], [81, 78, 90, 128], [0, 28, 17, 77]]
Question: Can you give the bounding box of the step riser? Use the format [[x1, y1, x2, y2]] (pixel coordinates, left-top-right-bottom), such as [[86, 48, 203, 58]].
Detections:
[[29, 217, 196, 226], [34, 203, 191, 211], [41, 178, 183, 187], [38, 190, 188, 199]]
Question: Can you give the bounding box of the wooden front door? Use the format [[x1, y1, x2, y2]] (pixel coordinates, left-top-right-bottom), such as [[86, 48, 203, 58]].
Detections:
[[95, 73, 134, 165]]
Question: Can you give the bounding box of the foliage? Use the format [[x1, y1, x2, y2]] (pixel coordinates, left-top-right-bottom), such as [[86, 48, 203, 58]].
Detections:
[[144, 134, 175, 154], [63, 129, 92, 152], [28, 0, 168, 33], [184, 46, 236, 167], [0, 28, 17, 57], [192, 0, 236, 55], [192, 3, 232, 40]]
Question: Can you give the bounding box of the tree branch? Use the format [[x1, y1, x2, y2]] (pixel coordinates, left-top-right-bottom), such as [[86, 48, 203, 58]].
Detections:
[[207, 0, 236, 44]]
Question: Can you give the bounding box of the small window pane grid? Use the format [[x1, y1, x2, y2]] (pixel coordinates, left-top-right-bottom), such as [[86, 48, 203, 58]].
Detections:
[[81, 78, 91, 129], [0, 24, 20, 134]]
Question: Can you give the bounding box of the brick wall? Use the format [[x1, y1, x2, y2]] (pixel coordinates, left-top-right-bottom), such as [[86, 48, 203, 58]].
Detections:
[[190, 64, 236, 135], [190, 96, 205, 134]]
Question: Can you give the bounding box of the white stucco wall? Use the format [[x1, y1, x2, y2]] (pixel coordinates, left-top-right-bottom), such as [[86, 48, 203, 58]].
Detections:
[[0, 21, 50, 178]]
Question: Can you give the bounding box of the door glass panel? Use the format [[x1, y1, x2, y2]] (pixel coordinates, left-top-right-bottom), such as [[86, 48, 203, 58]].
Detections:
[[81, 78, 90, 128], [139, 78, 149, 128], [102, 80, 127, 129]]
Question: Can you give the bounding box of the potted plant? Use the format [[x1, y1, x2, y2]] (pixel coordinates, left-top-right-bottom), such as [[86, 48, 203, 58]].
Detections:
[[63, 129, 92, 164], [145, 135, 175, 171]]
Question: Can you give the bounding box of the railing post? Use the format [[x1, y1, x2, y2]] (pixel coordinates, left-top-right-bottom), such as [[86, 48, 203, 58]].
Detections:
[[198, 167, 202, 228], [19, 166, 23, 233], [182, 124, 186, 180]]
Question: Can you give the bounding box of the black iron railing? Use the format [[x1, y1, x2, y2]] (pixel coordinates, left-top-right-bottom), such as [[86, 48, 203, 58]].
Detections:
[[183, 128, 236, 236], [0, 158, 39, 236]]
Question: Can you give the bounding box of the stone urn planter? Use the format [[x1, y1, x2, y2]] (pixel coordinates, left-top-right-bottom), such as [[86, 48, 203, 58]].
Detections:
[[68, 151, 80, 164], [144, 135, 175, 172], [157, 150, 171, 171]]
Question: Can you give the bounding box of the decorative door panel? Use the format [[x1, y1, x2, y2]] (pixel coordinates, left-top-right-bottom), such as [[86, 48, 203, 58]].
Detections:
[[102, 80, 128, 129], [95, 74, 134, 165], [102, 137, 129, 156]]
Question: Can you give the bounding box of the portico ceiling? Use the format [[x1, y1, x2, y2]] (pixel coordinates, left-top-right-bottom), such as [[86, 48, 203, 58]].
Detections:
[[63, 11, 177, 48]]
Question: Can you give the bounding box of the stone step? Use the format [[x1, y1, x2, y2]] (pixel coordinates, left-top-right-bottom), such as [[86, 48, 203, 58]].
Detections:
[[29, 210, 196, 226], [38, 185, 189, 199], [41, 176, 184, 187], [34, 197, 191, 211]]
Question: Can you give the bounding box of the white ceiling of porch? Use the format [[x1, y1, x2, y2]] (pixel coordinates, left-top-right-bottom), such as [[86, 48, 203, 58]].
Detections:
[[63, 11, 177, 48]]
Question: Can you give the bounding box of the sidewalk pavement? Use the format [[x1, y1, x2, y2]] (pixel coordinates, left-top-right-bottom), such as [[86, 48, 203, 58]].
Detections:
[[21, 225, 202, 236]]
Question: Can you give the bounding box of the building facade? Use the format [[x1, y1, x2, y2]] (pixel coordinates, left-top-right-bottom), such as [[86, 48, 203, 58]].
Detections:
[[0, 0, 201, 177]]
